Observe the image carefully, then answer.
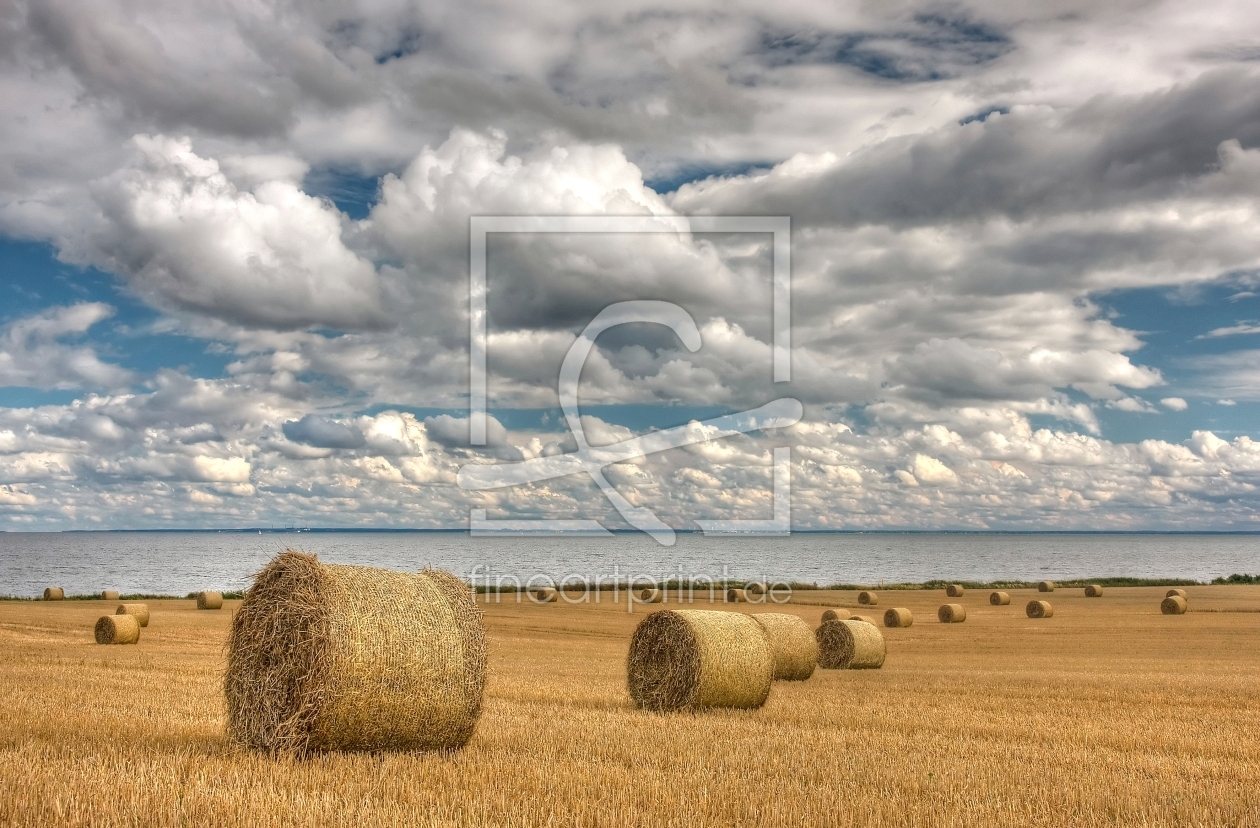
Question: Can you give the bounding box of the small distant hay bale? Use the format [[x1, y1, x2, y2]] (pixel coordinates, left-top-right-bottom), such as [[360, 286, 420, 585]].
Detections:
[[1161, 595, 1188, 615], [43, 587, 64, 601], [101, 590, 120, 601], [1166, 588, 1187, 599], [938, 603, 966, 623], [883, 607, 913, 628], [751, 613, 817, 681], [990, 591, 1011, 606], [116, 603, 150, 627], [1037, 581, 1055, 592], [744, 582, 767, 596], [725, 587, 745, 603], [95, 614, 140, 645], [636, 587, 663, 604], [857, 591, 878, 606], [627, 610, 772, 711], [196, 591, 224, 610], [225, 551, 487, 756], [946, 584, 965, 598], [849, 614, 877, 625], [816, 619, 885, 669], [821, 608, 851, 623], [528, 587, 558, 604], [1026, 600, 1054, 619], [1084, 584, 1104, 597]]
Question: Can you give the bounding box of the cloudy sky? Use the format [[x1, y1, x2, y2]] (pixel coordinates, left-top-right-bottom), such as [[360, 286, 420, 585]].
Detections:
[[2, 0, 1259, 531]]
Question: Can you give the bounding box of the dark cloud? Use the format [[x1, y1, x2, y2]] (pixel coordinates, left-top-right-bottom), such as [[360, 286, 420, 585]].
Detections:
[[282, 414, 366, 449]]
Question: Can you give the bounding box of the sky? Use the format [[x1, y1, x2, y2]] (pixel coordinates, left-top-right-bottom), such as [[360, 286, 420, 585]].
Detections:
[[1, 0, 1259, 531]]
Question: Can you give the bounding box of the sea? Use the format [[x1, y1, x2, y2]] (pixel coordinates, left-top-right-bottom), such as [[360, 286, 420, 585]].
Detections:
[[1, 531, 1259, 597]]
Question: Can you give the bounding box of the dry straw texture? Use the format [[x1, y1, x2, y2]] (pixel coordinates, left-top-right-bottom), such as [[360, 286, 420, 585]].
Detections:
[[1166, 588, 1187, 599], [1027, 600, 1054, 619], [101, 590, 119, 601], [1038, 581, 1056, 593], [94, 614, 140, 645], [627, 609, 772, 712], [196, 591, 223, 610], [225, 551, 487, 757], [858, 591, 878, 605], [1085, 585, 1104, 597], [821, 608, 852, 623], [883, 608, 913, 628], [725, 588, 745, 603], [990, 591, 1011, 605], [529, 587, 558, 604], [1162, 595, 1188, 615], [42, 587, 63, 601], [946, 584, 965, 597], [636, 588, 663, 604], [938, 604, 967, 623], [751, 613, 817, 681], [116, 603, 150, 627], [816, 619, 886, 669]]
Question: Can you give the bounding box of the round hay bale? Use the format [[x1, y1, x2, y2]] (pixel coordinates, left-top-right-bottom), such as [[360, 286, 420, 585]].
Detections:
[[751, 613, 817, 681], [95, 614, 140, 645], [1026, 600, 1054, 618], [116, 603, 150, 627], [849, 614, 877, 625], [627, 609, 772, 712], [196, 591, 224, 610], [1084, 584, 1104, 597], [101, 590, 120, 601], [636, 587, 663, 604], [725, 587, 745, 603], [1037, 581, 1055, 593], [938, 603, 966, 623], [744, 582, 767, 596], [225, 551, 487, 756], [43, 587, 64, 601], [821, 608, 851, 623], [989, 591, 1011, 606], [1161, 595, 1188, 615], [857, 591, 878, 606], [1166, 588, 1187, 599], [883, 607, 913, 628], [528, 587, 557, 604], [815, 619, 885, 669], [946, 584, 964, 597]]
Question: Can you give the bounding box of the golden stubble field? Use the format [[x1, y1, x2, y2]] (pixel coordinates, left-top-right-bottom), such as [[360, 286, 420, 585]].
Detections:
[[1, 585, 1258, 827]]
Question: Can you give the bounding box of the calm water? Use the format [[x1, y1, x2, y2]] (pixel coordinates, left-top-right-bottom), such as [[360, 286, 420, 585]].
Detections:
[[1, 532, 1259, 597]]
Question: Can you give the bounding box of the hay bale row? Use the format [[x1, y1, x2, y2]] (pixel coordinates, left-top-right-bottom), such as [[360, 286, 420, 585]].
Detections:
[[226, 551, 487, 756], [1084, 584, 1104, 597], [1038, 581, 1055, 592], [821, 608, 851, 623], [857, 590, 878, 606], [816, 619, 885, 669], [1026, 600, 1053, 619], [1166, 588, 1187, 599], [627, 609, 771, 712], [116, 603, 150, 627], [95, 614, 139, 645], [43, 587, 64, 601], [946, 584, 965, 598], [752, 613, 817, 681], [1162, 595, 1187, 615], [990, 591, 1011, 605], [883, 607, 912, 628], [938, 603, 966, 623], [196, 591, 224, 610]]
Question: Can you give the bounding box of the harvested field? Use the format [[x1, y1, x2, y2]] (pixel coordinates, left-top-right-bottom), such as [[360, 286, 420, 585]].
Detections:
[[1, 585, 1259, 826]]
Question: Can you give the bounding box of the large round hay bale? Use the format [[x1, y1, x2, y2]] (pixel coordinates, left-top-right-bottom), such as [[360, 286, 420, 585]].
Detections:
[[196, 591, 224, 610], [528, 586, 557, 604], [1161, 595, 1187, 615], [43, 587, 64, 601], [938, 603, 966, 623], [636, 587, 663, 604], [1084, 584, 1104, 597], [1026, 600, 1054, 618], [816, 619, 885, 669], [116, 603, 150, 627], [857, 591, 878, 606], [821, 608, 851, 623], [95, 614, 140, 645], [883, 607, 913, 628], [751, 613, 817, 681], [101, 590, 120, 601], [225, 551, 487, 756], [725, 587, 745, 603], [627, 609, 772, 711], [946, 584, 964, 597], [1037, 581, 1055, 593], [1166, 588, 1187, 599], [989, 591, 1011, 605]]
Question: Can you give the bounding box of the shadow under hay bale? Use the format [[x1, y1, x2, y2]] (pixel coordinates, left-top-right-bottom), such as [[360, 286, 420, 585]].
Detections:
[[101, 590, 119, 601], [990, 591, 1011, 605], [946, 584, 965, 598], [857, 591, 878, 606], [1038, 581, 1055, 593], [751, 613, 817, 681], [1162, 595, 1188, 615], [1027, 600, 1054, 619], [883, 607, 913, 628], [938, 603, 966, 623], [43, 587, 64, 601], [627, 610, 772, 712], [821, 608, 851, 623], [95, 614, 140, 645], [816, 619, 885, 669], [1166, 588, 1187, 599], [528, 587, 557, 604], [225, 551, 487, 756], [1085, 584, 1104, 597], [196, 591, 223, 610], [116, 603, 150, 627]]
